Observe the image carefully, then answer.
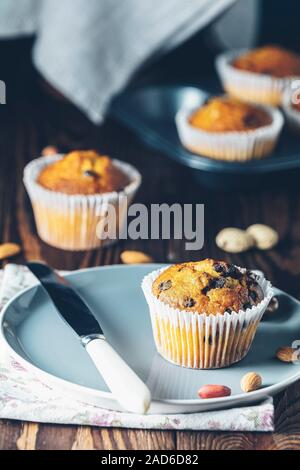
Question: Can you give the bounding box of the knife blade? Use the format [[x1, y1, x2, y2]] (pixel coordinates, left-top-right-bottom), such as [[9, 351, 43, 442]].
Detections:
[[27, 262, 151, 414]]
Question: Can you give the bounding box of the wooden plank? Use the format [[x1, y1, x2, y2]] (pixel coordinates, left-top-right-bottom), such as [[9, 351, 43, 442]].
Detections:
[[0, 421, 23, 450], [91, 429, 175, 451]]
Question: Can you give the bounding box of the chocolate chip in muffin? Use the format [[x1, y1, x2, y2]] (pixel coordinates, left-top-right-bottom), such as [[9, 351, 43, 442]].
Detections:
[[213, 262, 226, 273], [202, 276, 226, 294], [243, 302, 252, 310], [225, 264, 242, 279], [83, 169, 99, 178], [225, 307, 232, 313], [183, 297, 196, 308], [158, 280, 172, 291], [214, 277, 226, 289], [249, 290, 258, 302], [243, 114, 260, 129], [246, 270, 260, 282], [214, 262, 242, 279]]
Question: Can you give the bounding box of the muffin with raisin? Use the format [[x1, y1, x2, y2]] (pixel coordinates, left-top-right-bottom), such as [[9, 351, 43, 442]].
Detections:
[[216, 45, 300, 106], [24, 150, 141, 250], [176, 96, 283, 161], [142, 259, 273, 369]]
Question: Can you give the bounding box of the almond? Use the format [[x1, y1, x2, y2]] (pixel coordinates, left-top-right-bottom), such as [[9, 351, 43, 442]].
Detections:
[[41, 145, 59, 157], [120, 250, 154, 265], [241, 372, 262, 393], [276, 346, 300, 363], [0, 243, 21, 260], [198, 384, 231, 399]]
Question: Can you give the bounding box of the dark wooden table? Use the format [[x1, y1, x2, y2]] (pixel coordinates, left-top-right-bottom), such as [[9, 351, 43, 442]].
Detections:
[[1, 47, 300, 450]]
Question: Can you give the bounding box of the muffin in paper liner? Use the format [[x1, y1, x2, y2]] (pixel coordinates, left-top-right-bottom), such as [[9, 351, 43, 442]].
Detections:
[[175, 104, 284, 162], [142, 267, 273, 369], [282, 86, 300, 134], [23, 155, 141, 251], [215, 49, 297, 107]]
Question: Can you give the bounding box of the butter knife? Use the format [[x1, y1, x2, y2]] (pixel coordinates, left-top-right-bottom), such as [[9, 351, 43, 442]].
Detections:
[[27, 262, 151, 414]]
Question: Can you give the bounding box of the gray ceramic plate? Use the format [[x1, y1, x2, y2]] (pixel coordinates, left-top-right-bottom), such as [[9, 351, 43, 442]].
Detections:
[[1, 265, 300, 414]]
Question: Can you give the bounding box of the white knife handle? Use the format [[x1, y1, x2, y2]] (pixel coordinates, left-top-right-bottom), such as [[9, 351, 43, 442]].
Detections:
[[85, 338, 151, 414]]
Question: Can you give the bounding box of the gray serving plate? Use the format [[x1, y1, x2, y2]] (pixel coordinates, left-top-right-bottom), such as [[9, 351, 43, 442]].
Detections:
[[110, 86, 300, 190], [1, 265, 300, 414]]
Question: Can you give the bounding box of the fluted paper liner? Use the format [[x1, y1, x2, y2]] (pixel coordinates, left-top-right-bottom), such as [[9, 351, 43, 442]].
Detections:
[[176, 103, 284, 162], [216, 49, 297, 107], [142, 267, 273, 369], [24, 155, 141, 250]]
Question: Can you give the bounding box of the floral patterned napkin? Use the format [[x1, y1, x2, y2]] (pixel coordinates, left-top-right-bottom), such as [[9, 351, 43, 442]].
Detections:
[[0, 264, 274, 431]]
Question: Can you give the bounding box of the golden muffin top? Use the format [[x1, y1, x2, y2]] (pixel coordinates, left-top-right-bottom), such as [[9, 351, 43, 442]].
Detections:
[[189, 96, 271, 132], [233, 45, 300, 78], [152, 259, 264, 315], [37, 150, 129, 195]]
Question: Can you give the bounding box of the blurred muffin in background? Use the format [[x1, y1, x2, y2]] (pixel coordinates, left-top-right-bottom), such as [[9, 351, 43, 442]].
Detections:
[[24, 150, 141, 250], [176, 96, 284, 162], [233, 46, 300, 78], [216, 45, 300, 106]]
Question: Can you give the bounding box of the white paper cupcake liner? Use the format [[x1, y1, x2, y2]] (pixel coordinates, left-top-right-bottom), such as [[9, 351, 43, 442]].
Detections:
[[215, 49, 296, 107], [282, 86, 300, 133], [175, 104, 284, 162], [142, 267, 273, 369], [23, 155, 141, 250]]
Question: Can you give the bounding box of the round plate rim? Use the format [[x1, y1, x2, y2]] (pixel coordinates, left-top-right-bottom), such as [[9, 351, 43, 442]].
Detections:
[[1, 264, 300, 409]]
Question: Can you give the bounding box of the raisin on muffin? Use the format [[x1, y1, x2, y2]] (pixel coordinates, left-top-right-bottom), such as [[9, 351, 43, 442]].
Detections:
[[37, 150, 129, 195], [232, 45, 300, 78], [189, 96, 271, 133], [152, 259, 263, 315]]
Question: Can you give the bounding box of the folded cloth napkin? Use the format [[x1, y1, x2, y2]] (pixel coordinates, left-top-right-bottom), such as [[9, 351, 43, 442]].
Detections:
[[0, 0, 245, 123], [0, 264, 274, 431]]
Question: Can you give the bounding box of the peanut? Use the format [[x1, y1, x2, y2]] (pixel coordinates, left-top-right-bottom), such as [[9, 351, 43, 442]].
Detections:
[[246, 224, 279, 250], [216, 228, 254, 253], [198, 384, 231, 399]]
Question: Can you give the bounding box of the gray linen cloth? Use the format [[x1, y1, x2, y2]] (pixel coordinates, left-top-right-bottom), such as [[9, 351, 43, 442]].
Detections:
[[0, 0, 257, 123]]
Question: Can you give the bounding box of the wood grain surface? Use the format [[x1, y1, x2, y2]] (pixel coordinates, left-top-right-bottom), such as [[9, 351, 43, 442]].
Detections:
[[1, 41, 300, 450]]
